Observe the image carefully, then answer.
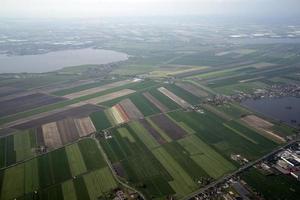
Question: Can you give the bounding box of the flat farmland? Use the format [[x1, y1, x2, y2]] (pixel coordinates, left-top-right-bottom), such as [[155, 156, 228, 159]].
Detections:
[[106, 105, 129, 125], [63, 79, 133, 99], [42, 122, 63, 149], [85, 89, 136, 105], [0, 130, 37, 169], [168, 110, 278, 161], [150, 114, 187, 140], [140, 119, 167, 144], [129, 93, 161, 116], [241, 115, 286, 144], [90, 110, 111, 131], [74, 117, 96, 137], [175, 82, 209, 97], [148, 88, 180, 110], [13, 104, 102, 130], [158, 87, 191, 108], [0, 86, 24, 98], [0, 139, 115, 200], [165, 84, 200, 105], [99, 118, 237, 199], [0, 93, 65, 118], [143, 92, 169, 113], [178, 134, 236, 179], [41, 117, 96, 149], [119, 99, 144, 120], [241, 168, 300, 200], [99, 124, 175, 199], [52, 79, 115, 96]]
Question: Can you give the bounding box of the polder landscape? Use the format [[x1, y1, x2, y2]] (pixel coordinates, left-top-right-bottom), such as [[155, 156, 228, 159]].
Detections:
[[0, 18, 300, 200]]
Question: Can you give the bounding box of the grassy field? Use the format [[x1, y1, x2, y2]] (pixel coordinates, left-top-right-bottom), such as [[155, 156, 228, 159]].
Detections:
[[90, 110, 112, 131], [178, 135, 236, 179], [129, 93, 161, 116], [168, 110, 278, 161], [148, 88, 180, 110], [97, 107, 274, 198], [152, 147, 197, 198], [99, 123, 175, 199], [242, 168, 300, 200], [83, 167, 118, 199], [0, 138, 116, 200], [65, 144, 87, 176], [165, 84, 200, 105], [0, 130, 37, 169]]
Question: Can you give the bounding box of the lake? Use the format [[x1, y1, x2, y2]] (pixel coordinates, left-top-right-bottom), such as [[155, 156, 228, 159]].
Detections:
[[0, 48, 128, 73], [242, 97, 300, 127]]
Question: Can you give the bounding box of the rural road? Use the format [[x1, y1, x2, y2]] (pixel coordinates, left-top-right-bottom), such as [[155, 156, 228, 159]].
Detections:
[[182, 139, 300, 200], [91, 134, 147, 200]]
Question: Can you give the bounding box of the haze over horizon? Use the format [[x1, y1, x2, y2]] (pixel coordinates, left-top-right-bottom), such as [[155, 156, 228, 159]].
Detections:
[[1, 0, 300, 19]]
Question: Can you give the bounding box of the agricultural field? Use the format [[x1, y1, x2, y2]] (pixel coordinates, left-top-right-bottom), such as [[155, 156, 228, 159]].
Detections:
[[0, 139, 117, 200], [85, 89, 136, 105], [12, 104, 102, 130], [167, 110, 278, 161], [40, 116, 96, 149], [63, 79, 133, 99], [0, 86, 24, 98], [1, 22, 300, 200], [0, 117, 96, 168], [90, 110, 112, 131], [0, 130, 37, 169], [158, 87, 191, 108], [0, 93, 65, 118], [241, 168, 300, 200], [175, 82, 209, 98], [98, 108, 275, 199]]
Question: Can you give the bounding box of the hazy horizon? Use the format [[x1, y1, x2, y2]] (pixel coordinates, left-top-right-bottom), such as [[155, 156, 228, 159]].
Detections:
[[1, 0, 300, 19]]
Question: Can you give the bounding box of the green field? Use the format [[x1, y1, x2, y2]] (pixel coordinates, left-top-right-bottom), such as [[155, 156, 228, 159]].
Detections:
[[0, 138, 117, 200], [242, 168, 300, 200], [98, 112, 256, 198], [0, 130, 37, 169], [168, 110, 278, 161], [90, 110, 112, 131], [178, 135, 236, 179]]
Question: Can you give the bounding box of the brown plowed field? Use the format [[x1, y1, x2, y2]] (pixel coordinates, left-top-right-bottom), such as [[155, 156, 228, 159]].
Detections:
[[140, 119, 166, 144], [175, 82, 208, 97], [0, 93, 65, 117], [42, 122, 62, 149], [143, 92, 169, 112], [150, 114, 187, 140], [13, 104, 102, 130], [241, 115, 286, 144], [74, 117, 96, 137], [119, 99, 144, 120], [56, 118, 80, 143], [64, 79, 133, 99]]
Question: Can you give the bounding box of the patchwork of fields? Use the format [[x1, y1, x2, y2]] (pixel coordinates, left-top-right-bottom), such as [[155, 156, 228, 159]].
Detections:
[[0, 57, 297, 200], [0, 139, 118, 200], [98, 105, 280, 199]]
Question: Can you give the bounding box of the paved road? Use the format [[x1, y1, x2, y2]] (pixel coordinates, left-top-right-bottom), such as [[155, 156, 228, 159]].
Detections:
[[182, 139, 300, 200]]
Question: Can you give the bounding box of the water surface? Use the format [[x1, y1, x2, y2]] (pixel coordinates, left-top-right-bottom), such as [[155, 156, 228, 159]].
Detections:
[[0, 48, 128, 73], [242, 97, 300, 127]]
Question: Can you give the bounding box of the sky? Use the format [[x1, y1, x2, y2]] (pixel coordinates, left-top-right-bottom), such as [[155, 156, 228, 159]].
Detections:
[[1, 0, 300, 19]]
